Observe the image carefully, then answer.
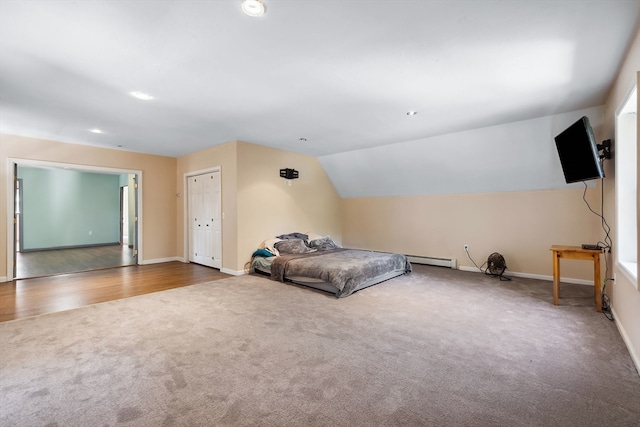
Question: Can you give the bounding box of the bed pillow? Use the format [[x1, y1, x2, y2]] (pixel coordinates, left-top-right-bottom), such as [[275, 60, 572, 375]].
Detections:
[[276, 232, 309, 240], [274, 239, 317, 255], [308, 236, 340, 251], [305, 231, 324, 241]]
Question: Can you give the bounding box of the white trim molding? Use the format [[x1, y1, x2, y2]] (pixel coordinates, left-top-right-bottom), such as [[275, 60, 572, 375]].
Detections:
[[221, 268, 249, 276], [142, 257, 183, 265], [611, 306, 640, 376], [458, 266, 594, 286]]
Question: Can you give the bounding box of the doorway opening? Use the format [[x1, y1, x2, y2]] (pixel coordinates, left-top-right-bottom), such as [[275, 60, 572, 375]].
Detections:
[[121, 185, 129, 246], [7, 159, 142, 280], [14, 178, 22, 253]]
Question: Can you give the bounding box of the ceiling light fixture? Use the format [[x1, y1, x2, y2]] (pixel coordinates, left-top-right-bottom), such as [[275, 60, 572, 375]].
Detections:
[[242, 0, 265, 17], [89, 128, 104, 134], [406, 111, 418, 116], [299, 137, 307, 142], [130, 91, 154, 100]]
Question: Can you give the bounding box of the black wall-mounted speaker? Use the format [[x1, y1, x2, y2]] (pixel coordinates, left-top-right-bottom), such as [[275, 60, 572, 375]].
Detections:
[[279, 168, 299, 179]]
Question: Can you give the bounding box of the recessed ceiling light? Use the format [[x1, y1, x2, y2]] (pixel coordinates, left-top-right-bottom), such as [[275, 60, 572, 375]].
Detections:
[[299, 137, 307, 142], [406, 111, 418, 116], [130, 91, 154, 100], [89, 128, 104, 134], [242, 0, 265, 17]]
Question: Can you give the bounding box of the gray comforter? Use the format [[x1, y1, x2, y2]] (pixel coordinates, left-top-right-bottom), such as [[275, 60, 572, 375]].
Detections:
[[270, 248, 412, 298]]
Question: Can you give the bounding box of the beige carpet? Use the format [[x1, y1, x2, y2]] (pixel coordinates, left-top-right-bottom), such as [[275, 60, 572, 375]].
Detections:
[[1, 265, 639, 426]]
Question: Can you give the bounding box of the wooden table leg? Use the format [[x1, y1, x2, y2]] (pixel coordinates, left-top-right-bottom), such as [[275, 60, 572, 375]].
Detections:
[[552, 250, 560, 305], [594, 252, 601, 312], [550, 246, 602, 312]]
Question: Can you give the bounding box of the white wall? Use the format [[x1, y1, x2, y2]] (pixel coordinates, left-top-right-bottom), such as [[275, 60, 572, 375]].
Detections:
[[320, 106, 604, 198]]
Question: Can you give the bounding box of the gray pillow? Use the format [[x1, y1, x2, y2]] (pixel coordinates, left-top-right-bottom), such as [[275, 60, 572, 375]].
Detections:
[[308, 236, 340, 251], [274, 239, 316, 255], [276, 232, 308, 240]]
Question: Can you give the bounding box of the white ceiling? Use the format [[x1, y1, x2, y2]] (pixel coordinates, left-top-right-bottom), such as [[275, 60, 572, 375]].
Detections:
[[1, 0, 638, 158]]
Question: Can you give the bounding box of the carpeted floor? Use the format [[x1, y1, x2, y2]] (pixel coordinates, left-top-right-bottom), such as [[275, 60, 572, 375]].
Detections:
[[1, 265, 638, 426]]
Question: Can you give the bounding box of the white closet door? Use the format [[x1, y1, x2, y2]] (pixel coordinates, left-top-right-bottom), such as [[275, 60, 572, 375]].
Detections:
[[188, 175, 205, 266], [207, 172, 222, 268], [188, 171, 222, 269]]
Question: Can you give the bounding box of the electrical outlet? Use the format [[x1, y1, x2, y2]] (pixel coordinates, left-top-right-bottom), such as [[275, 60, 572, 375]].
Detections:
[[88, 230, 93, 236], [464, 244, 469, 251]]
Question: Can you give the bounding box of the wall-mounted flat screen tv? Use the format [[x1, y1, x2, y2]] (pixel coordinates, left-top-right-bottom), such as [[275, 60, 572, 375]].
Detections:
[[554, 116, 604, 183]]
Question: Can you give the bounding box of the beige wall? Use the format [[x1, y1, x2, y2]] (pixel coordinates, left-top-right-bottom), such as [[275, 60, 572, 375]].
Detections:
[[601, 30, 640, 371], [0, 134, 178, 281], [236, 141, 342, 271], [176, 141, 342, 273], [342, 189, 601, 280]]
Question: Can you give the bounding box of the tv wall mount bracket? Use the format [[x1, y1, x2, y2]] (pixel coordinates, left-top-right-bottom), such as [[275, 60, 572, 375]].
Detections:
[[597, 139, 611, 160]]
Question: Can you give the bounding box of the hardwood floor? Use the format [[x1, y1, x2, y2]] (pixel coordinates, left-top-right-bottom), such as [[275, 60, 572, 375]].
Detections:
[[0, 262, 230, 322], [16, 245, 137, 279]]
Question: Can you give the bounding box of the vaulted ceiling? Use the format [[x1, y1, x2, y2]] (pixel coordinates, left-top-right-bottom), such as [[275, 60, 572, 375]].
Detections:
[[1, 0, 638, 160]]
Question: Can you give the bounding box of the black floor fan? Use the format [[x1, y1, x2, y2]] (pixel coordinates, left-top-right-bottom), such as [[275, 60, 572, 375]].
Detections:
[[485, 252, 511, 281]]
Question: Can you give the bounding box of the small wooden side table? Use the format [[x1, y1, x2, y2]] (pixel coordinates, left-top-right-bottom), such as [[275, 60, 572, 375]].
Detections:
[[550, 245, 601, 312]]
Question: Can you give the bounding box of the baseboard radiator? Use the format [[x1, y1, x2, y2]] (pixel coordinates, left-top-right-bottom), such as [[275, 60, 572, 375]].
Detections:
[[406, 255, 457, 269]]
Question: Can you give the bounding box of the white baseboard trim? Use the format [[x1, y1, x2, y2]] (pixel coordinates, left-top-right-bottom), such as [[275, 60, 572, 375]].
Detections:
[[611, 306, 640, 377], [143, 258, 246, 274], [458, 266, 594, 286], [221, 268, 249, 276], [141, 257, 183, 265], [0, 276, 8, 283]]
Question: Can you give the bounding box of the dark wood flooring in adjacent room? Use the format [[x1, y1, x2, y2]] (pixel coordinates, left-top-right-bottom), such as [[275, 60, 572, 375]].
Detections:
[[0, 262, 230, 322], [15, 245, 137, 279]]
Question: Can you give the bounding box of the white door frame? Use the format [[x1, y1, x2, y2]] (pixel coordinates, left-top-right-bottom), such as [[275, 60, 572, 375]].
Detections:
[[5, 158, 143, 280], [183, 166, 221, 267]]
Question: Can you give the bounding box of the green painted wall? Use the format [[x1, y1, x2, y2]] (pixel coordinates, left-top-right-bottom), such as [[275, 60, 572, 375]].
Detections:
[[18, 167, 121, 250]]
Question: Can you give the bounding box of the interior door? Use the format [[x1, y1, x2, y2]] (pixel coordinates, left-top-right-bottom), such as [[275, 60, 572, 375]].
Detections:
[[188, 175, 205, 266], [204, 172, 222, 269], [12, 164, 18, 278], [132, 175, 139, 260], [188, 171, 221, 268], [119, 186, 125, 245]]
